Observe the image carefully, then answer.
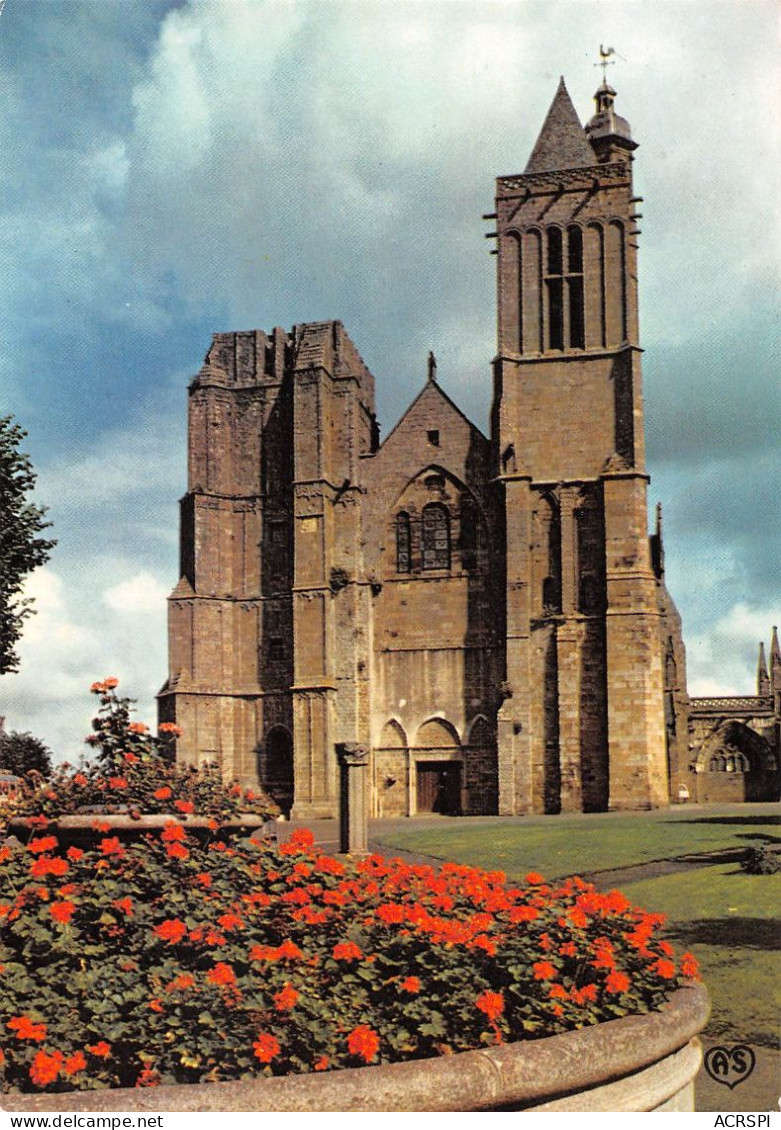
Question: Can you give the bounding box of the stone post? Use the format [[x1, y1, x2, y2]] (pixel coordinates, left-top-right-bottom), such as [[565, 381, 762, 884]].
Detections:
[[336, 742, 370, 855]]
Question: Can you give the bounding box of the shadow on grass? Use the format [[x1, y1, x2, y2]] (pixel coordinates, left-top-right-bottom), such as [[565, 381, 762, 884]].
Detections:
[[668, 816, 781, 828], [667, 917, 781, 950]]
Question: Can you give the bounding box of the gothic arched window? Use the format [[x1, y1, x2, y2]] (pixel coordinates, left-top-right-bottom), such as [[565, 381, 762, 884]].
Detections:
[[422, 503, 450, 570], [396, 512, 411, 573]]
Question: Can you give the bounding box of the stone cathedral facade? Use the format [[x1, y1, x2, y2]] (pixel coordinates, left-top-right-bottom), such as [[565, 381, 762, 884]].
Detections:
[[159, 78, 779, 819]]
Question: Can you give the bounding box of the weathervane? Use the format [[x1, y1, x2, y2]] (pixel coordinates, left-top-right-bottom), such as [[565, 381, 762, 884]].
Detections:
[[596, 45, 617, 83]]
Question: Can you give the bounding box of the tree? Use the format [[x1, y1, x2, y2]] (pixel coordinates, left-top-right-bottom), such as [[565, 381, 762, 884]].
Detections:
[[0, 729, 53, 778], [0, 415, 56, 673]]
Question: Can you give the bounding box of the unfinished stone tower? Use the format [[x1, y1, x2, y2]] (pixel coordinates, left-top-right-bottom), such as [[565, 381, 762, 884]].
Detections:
[[161, 76, 751, 818]]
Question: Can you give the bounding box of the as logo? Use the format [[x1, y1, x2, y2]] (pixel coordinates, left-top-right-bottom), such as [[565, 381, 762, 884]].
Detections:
[[703, 1045, 755, 1089]]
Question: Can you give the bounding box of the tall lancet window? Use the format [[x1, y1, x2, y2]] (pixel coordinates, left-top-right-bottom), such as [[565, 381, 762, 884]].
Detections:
[[422, 503, 450, 571], [545, 225, 585, 350], [546, 227, 564, 350], [396, 511, 411, 573], [567, 225, 585, 348]]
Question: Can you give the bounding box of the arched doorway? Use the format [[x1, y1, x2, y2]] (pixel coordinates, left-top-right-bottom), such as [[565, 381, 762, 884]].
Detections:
[[260, 727, 294, 817], [413, 719, 462, 816]]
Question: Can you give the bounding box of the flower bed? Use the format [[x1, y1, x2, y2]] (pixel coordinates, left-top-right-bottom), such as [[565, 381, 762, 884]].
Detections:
[[0, 825, 700, 1095]]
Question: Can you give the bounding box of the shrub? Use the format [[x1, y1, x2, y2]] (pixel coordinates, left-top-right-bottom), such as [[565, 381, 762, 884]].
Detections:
[[741, 843, 780, 875], [0, 827, 700, 1094], [0, 732, 53, 779]]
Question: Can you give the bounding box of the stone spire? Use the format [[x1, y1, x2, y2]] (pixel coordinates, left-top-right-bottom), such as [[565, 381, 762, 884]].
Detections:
[[585, 81, 638, 163], [771, 626, 781, 692], [524, 77, 598, 174], [757, 641, 770, 695]]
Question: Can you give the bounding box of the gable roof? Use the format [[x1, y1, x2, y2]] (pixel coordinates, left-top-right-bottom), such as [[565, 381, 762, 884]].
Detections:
[[379, 376, 488, 450]]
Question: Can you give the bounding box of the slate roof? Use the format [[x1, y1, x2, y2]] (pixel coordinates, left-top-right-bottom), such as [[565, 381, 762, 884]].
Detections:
[[524, 77, 597, 174]]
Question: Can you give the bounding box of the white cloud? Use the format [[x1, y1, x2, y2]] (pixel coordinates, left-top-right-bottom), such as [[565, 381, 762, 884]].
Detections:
[[687, 602, 778, 697], [2, 562, 169, 764], [104, 572, 169, 616]]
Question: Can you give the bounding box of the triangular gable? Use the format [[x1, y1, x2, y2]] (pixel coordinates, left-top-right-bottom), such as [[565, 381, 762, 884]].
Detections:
[[380, 378, 487, 450]]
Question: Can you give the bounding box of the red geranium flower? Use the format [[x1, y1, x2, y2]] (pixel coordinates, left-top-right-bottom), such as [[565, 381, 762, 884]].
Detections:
[[400, 976, 421, 993], [653, 958, 676, 979], [49, 900, 76, 924], [347, 1025, 380, 1063], [8, 1016, 47, 1042], [525, 872, 545, 885], [166, 842, 189, 860], [533, 961, 557, 981], [66, 847, 84, 861], [64, 1051, 87, 1075], [333, 941, 363, 961], [99, 837, 123, 856], [175, 800, 195, 814], [475, 990, 504, 1021], [274, 984, 299, 1011], [376, 902, 406, 925], [510, 905, 539, 922], [27, 836, 58, 855], [30, 856, 68, 878], [29, 1049, 63, 1087], [128, 722, 148, 734], [161, 822, 186, 841], [289, 828, 315, 848], [253, 1033, 280, 1064], [605, 970, 631, 994], [206, 962, 236, 986], [216, 912, 244, 932], [314, 1055, 329, 1071], [87, 1042, 111, 1058], [166, 974, 196, 992], [108, 777, 128, 790], [680, 952, 700, 979], [154, 919, 187, 945], [136, 1067, 161, 1087], [154, 787, 173, 801]]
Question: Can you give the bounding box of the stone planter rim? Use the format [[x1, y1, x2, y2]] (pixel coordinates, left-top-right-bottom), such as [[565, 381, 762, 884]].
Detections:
[[2, 983, 709, 1113]]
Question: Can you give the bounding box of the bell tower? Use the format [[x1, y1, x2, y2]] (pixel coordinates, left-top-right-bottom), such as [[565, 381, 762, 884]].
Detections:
[[492, 76, 668, 813]]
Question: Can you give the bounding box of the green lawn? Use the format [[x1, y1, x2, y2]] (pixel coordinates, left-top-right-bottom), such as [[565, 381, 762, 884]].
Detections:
[[620, 863, 780, 1048], [373, 807, 780, 879]]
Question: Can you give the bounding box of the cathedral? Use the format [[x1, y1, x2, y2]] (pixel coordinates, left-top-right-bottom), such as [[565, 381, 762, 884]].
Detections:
[[159, 76, 779, 819]]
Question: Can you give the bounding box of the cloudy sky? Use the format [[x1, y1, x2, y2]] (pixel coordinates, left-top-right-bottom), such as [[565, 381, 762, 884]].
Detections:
[[0, 0, 778, 761]]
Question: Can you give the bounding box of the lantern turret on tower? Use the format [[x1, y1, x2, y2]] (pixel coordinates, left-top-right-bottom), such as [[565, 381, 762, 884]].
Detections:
[[586, 82, 638, 164]]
